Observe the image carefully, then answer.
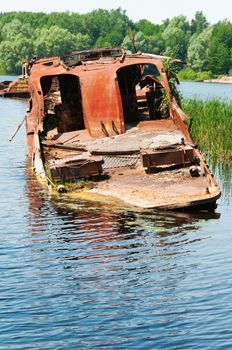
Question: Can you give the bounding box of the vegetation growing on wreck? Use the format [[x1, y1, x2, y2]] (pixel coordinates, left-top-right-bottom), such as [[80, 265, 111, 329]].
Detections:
[[44, 164, 95, 192], [183, 98, 232, 161], [163, 58, 182, 105], [55, 178, 96, 192], [46, 171, 109, 193], [159, 58, 182, 116]]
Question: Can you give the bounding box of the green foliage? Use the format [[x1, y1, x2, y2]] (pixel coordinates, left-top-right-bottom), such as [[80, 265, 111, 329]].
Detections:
[[0, 8, 132, 73], [122, 31, 147, 52], [162, 16, 191, 60], [178, 68, 213, 81], [0, 10, 231, 75], [206, 40, 231, 75], [136, 19, 160, 36], [187, 27, 213, 71], [0, 19, 34, 73], [1, 18, 33, 41], [54, 177, 95, 192], [196, 71, 214, 81], [183, 98, 232, 160], [206, 21, 232, 75], [135, 19, 165, 54], [163, 58, 182, 105], [75, 33, 91, 51], [159, 89, 169, 117], [82, 8, 132, 47], [190, 11, 209, 34], [34, 26, 76, 57], [178, 68, 197, 81]]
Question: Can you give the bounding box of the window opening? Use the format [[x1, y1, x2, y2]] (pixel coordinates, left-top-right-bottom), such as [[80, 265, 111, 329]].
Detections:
[[117, 64, 167, 124], [41, 74, 84, 135]]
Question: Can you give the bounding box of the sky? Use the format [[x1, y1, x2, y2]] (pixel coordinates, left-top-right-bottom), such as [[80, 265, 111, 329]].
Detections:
[[0, 0, 231, 24]]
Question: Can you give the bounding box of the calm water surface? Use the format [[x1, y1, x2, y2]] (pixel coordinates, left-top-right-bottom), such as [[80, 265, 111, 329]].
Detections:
[[180, 81, 232, 100], [1, 81, 232, 349]]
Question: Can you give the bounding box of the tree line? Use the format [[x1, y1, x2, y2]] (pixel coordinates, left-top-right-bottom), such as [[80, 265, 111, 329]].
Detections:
[[0, 9, 231, 77]]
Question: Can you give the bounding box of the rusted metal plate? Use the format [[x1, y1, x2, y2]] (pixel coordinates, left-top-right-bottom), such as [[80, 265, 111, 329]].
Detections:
[[141, 146, 195, 171], [49, 158, 103, 180]]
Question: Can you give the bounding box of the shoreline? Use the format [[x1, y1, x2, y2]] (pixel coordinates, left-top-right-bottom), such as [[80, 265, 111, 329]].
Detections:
[[203, 76, 232, 84]]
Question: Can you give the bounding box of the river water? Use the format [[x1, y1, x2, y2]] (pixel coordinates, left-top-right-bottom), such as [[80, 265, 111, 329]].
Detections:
[[1, 80, 232, 349]]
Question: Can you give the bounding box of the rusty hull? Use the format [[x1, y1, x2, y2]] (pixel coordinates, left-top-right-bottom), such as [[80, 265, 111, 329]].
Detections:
[[25, 48, 221, 209]]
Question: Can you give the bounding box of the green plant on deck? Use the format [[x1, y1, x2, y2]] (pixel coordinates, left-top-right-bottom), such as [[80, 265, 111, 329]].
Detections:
[[55, 177, 95, 191], [163, 58, 182, 106], [44, 165, 96, 192], [159, 89, 169, 117]]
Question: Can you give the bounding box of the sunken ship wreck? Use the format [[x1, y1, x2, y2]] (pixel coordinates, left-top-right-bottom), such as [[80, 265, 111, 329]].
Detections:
[[25, 48, 221, 209]]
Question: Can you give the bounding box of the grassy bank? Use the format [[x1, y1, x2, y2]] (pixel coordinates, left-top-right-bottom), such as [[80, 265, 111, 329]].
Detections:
[[178, 68, 213, 82], [182, 98, 232, 161]]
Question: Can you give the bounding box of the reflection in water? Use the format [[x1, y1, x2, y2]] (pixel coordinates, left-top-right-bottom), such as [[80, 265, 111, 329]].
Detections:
[[2, 86, 232, 349], [24, 162, 224, 348], [211, 161, 232, 206], [25, 159, 220, 243]]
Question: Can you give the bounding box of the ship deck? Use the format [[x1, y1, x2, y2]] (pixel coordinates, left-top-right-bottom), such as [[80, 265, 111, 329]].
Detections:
[[42, 119, 220, 209]]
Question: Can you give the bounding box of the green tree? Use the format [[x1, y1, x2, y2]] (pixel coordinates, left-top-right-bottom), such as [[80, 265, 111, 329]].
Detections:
[[187, 27, 213, 71], [0, 10, 231, 76], [206, 21, 232, 74], [0, 38, 34, 73], [191, 11, 209, 35], [0, 19, 34, 73], [135, 19, 165, 54], [136, 19, 161, 36], [207, 40, 231, 75], [162, 16, 191, 59], [75, 33, 91, 51], [94, 30, 124, 48], [82, 8, 132, 47], [122, 31, 147, 52], [34, 26, 76, 57], [1, 18, 34, 41], [94, 36, 111, 49]]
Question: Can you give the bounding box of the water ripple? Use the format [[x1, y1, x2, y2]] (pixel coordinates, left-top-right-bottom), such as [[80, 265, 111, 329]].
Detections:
[[1, 91, 232, 349]]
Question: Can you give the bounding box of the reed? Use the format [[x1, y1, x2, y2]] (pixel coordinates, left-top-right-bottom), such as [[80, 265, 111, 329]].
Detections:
[[182, 98, 232, 161]]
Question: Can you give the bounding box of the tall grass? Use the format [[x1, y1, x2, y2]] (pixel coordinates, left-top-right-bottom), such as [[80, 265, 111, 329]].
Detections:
[[182, 98, 232, 161]]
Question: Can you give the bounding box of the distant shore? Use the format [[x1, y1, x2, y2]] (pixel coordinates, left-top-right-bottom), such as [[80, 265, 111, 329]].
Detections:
[[204, 76, 232, 84]]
